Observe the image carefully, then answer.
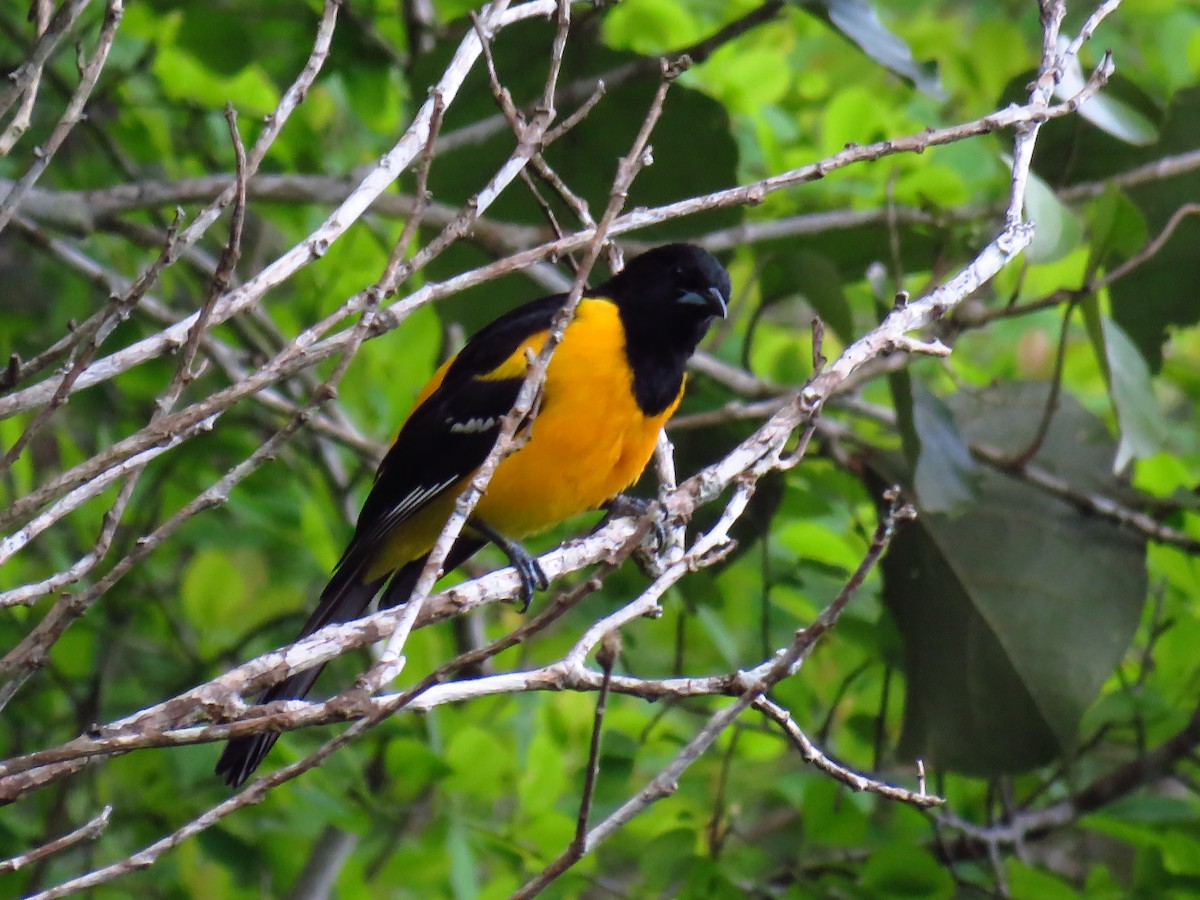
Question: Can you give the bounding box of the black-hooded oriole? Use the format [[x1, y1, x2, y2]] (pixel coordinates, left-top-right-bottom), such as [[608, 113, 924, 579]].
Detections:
[[216, 243, 731, 786]]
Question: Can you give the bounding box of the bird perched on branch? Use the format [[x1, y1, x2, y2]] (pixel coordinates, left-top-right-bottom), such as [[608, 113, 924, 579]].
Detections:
[[216, 243, 731, 787]]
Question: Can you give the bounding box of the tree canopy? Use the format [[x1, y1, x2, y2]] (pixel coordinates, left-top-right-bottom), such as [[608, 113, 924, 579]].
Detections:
[[2, 0, 1199, 897]]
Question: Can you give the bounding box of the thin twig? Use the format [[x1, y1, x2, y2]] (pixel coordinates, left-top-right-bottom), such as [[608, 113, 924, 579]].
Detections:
[[513, 492, 913, 898], [575, 631, 619, 848], [937, 700, 1200, 852], [0, 805, 111, 874], [966, 202, 1200, 328], [999, 299, 1075, 468], [0, 0, 91, 124], [356, 0, 572, 693], [0, 0, 124, 236], [0, 59, 1112, 425], [0, 0, 52, 156], [754, 697, 941, 808], [0, 9, 1127, 891]]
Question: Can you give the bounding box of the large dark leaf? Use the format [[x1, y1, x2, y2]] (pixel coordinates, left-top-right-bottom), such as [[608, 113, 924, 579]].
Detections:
[[889, 371, 981, 516], [878, 383, 1147, 775], [910, 382, 981, 515]]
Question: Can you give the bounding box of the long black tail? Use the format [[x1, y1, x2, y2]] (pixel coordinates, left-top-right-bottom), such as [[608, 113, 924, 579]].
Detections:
[[215, 569, 385, 787], [215, 538, 486, 787]]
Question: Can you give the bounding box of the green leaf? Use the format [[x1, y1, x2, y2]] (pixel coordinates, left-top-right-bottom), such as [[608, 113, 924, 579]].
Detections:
[[820, 84, 894, 155], [600, 0, 706, 55], [1080, 293, 1109, 386], [695, 603, 745, 668], [1006, 860, 1081, 900], [889, 365, 920, 480], [1087, 796, 1200, 875], [154, 45, 280, 117], [518, 808, 577, 858], [181, 548, 247, 652], [174, 6, 256, 76], [703, 33, 794, 114], [802, 777, 869, 846], [1103, 317, 1171, 472], [879, 383, 1147, 775], [861, 844, 955, 899], [384, 737, 453, 800], [1085, 794, 1200, 832], [1086, 188, 1148, 275], [813, 0, 944, 98], [1080, 184, 1148, 389], [517, 730, 570, 816], [1161, 831, 1200, 876], [1055, 39, 1158, 146], [447, 798, 479, 900], [1065, 87, 1200, 371], [444, 725, 513, 800], [1099, 90, 1200, 372], [891, 369, 986, 515], [775, 518, 870, 572], [641, 828, 699, 890], [1083, 865, 1126, 899], [1079, 188, 1146, 384], [1023, 163, 1084, 263], [679, 859, 746, 899], [49, 626, 96, 681]]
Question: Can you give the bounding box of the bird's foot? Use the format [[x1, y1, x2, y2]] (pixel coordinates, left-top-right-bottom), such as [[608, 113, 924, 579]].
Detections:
[[471, 519, 548, 613], [506, 542, 549, 614]]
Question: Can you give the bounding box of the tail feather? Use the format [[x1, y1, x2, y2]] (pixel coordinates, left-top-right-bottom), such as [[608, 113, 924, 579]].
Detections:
[[215, 573, 384, 787], [215, 536, 489, 788]]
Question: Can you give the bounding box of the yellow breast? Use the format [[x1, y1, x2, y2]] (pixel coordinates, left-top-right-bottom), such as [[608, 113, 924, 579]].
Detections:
[[365, 297, 680, 580], [476, 297, 680, 536]]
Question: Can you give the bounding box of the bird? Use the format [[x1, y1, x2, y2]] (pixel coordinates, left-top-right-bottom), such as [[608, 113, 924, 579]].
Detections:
[[215, 243, 731, 787]]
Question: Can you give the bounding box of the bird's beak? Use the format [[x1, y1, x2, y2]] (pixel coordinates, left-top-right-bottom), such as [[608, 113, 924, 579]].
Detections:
[[680, 286, 728, 318], [707, 286, 729, 319]]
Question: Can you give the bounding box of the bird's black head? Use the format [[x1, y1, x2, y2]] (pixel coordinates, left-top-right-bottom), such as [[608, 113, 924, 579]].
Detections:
[[596, 243, 731, 414], [600, 243, 730, 348]]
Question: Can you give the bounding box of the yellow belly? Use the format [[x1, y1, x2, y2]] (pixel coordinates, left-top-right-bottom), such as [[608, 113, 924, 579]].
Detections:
[[477, 310, 678, 536], [365, 298, 680, 580]]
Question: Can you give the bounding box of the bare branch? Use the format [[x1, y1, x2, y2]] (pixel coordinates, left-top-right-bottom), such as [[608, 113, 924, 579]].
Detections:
[[513, 491, 913, 898], [0, 0, 91, 125], [0, 61, 1112, 424], [0, 0, 558, 421], [0, 5, 1144, 894], [0, 0, 123, 235], [754, 697, 941, 809], [0, 805, 111, 875]]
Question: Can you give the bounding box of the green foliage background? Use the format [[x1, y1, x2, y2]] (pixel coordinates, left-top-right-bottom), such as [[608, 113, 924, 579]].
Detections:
[[2, 0, 1200, 897]]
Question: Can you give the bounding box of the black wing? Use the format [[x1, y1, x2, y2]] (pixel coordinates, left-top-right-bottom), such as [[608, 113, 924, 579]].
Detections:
[[339, 292, 568, 580], [215, 294, 569, 787]]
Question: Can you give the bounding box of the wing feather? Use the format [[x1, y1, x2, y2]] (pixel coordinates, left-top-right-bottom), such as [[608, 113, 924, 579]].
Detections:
[[337, 293, 568, 576]]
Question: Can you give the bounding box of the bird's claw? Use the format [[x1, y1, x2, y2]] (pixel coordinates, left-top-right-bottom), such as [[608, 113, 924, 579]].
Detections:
[[511, 549, 549, 614], [470, 518, 548, 614]]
